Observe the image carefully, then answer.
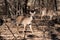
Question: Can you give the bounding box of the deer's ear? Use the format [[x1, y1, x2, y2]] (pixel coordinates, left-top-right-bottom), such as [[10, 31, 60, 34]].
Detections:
[[34, 12, 36, 14], [30, 12, 32, 14]]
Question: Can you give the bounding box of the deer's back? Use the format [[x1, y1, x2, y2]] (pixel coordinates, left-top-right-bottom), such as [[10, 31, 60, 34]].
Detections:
[[21, 17, 32, 25], [16, 16, 24, 23]]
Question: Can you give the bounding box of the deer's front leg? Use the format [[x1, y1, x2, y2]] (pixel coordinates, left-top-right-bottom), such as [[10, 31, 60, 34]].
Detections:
[[24, 25, 26, 32], [29, 24, 33, 34], [23, 25, 26, 37], [50, 16, 53, 20]]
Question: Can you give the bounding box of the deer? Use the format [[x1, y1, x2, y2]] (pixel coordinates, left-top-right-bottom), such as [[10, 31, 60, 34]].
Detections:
[[41, 8, 47, 19], [16, 9, 36, 36], [27, 0, 36, 9], [41, 8, 47, 16], [47, 10, 57, 20], [22, 10, 35, 34]]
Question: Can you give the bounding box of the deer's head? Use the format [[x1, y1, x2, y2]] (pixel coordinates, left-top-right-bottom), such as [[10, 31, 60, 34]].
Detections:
[[30, 9, 36, 16]]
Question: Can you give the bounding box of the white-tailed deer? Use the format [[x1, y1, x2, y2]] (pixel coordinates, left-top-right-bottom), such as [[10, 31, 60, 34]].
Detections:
[[21, 10, 36, 33], [16, 10, 36, 36], [41, 8, 47, 17], [27, 0, 35, 9], [41, 8, 47, 20], [47, 10, 56, 20], [27, 0, 35, 6]]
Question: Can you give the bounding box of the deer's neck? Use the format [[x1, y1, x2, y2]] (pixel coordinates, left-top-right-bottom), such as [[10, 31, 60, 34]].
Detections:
[[30, 15, 33, 20]]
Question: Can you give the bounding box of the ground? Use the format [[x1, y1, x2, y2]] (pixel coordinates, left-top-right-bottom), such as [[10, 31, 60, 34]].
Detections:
[[0, 22, 52, 40]]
